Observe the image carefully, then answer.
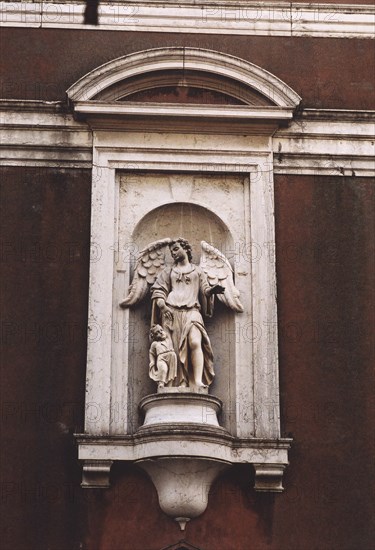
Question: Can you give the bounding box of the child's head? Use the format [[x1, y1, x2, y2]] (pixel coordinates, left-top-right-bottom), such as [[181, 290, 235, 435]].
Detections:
[[150, 324, 166, 342]]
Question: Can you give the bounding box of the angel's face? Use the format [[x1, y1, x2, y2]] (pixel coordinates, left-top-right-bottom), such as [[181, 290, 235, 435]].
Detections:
[[169, 242, 188, 264]]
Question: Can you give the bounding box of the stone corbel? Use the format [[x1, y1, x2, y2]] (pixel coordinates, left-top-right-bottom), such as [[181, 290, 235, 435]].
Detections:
[[137, 457, 229, 531], [253, 463, 286, 492], [81, 460, 113, 489]]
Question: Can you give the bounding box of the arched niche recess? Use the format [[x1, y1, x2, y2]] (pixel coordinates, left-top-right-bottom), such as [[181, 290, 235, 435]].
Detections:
[[127, 201, 236, 432]]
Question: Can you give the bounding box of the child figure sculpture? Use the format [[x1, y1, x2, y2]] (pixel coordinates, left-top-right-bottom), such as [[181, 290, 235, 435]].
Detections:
[[149, 324, 177, 389]]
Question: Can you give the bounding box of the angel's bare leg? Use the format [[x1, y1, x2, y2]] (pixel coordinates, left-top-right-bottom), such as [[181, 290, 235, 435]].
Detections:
[[188, 326, 207, 387]]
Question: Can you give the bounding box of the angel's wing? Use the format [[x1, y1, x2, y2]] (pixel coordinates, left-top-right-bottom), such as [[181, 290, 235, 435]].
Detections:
[[199, 241, 244, 313], [120, 238, 172, 307]]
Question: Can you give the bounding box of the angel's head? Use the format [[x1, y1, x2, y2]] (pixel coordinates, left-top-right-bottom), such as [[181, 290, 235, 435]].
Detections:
[[169, 238, 193, 263]]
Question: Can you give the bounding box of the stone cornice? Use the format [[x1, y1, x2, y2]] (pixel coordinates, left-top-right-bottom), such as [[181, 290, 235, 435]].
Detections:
[[1, 102, 374, 175], [73, 101, 295, 120], [0, 1, 374, 39]]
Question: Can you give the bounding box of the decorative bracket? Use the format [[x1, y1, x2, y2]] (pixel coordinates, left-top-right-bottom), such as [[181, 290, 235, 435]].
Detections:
[[254, 463, 287, 492], [81, 460, 113, 489]]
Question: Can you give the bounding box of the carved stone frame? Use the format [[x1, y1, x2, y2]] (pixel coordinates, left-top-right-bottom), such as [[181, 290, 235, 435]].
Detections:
[[70, 48, 298, 524]]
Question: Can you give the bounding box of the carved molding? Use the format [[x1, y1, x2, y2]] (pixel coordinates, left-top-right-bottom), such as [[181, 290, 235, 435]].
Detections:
[[1, 101, 374, 176], [76, 433, 292, 466], [1, 2, 374, 39], [73, 102, 296, 122]]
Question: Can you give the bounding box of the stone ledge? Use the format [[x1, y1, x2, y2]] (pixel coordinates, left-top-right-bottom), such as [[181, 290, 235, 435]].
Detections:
[[75, 432, 292, 466]]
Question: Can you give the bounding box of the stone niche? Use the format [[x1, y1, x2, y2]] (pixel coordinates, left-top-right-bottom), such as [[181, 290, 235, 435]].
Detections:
[[119, 172, 241, 434], [70, 47, 299, 530]]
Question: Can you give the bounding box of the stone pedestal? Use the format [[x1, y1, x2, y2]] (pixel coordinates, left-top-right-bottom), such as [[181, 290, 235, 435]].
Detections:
[[139, 389, 222, 428]]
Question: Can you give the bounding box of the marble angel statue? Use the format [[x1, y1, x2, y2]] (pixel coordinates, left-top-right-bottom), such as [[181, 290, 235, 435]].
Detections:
[[120, 238, 243, 390]]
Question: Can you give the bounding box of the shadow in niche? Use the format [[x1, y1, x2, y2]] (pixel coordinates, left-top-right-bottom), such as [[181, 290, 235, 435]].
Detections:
[[126, 198, 237, 433]]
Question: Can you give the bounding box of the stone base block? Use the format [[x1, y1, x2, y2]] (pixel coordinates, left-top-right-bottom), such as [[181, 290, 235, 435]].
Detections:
[[139, 392, 222, 428]]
